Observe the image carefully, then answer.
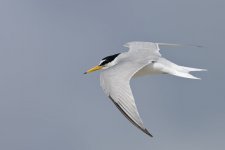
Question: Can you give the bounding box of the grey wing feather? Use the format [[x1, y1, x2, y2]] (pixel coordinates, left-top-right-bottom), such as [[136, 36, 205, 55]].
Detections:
[[124, 41, 161, 57], [100, 61, 153, 137], [157, 42, 203, 48]]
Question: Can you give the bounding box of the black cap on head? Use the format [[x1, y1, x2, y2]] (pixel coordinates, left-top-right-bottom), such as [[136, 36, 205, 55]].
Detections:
[[99, 53, 120, 66]]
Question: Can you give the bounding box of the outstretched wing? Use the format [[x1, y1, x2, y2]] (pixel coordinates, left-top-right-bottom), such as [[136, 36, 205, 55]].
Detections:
[[100, 61, 153, 137], [124, 41, 196, 57]]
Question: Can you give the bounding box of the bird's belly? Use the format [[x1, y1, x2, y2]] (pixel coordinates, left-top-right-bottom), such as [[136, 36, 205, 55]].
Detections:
[[133, 62, 165, 77]]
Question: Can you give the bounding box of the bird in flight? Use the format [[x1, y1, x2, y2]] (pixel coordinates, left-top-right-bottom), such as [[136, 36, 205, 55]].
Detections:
[[84, 41, 206, 137]]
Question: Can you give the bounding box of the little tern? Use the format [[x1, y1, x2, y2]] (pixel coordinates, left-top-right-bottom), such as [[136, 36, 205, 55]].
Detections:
[[84, 41, 206, 137]]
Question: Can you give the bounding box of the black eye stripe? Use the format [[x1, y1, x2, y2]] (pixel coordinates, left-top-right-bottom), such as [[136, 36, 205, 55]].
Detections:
[[100, 53, 120, 66]]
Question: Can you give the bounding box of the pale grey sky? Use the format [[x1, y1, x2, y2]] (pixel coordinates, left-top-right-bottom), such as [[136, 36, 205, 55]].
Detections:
[[0, 0, 224, 150]]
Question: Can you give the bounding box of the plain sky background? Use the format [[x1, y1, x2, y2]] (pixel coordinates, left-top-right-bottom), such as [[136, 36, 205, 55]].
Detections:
[[0, 0, 224, 150]]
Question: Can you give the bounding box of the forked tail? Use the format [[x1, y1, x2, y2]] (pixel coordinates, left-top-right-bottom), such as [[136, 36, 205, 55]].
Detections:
[[172, 66, 207, 80]]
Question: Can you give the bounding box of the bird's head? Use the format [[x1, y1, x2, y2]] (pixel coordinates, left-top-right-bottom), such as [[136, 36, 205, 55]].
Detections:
[[84, 53, 120, 74]]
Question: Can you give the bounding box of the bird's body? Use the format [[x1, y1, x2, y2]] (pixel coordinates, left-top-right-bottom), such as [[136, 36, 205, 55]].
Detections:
[[85, 41, 206, 137]]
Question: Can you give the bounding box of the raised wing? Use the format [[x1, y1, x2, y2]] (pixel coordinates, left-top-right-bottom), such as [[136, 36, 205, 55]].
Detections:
[[124, 41, 192, 57], [124, 41, 161, 58], [100, 61, 153, 137]]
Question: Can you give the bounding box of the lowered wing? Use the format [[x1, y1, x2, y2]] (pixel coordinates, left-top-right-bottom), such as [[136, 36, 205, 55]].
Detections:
[[100, 61, 153, 137]]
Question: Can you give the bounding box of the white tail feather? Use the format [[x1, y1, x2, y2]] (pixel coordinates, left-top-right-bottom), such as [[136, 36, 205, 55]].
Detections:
[[171, 66, 207, 80], [181, 66, 207, 72], [172, 71, 201, 80]]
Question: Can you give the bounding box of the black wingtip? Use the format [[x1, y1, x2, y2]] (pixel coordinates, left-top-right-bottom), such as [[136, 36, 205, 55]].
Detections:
[[109, 95, 154, 138], [144, 128, 153, 137]]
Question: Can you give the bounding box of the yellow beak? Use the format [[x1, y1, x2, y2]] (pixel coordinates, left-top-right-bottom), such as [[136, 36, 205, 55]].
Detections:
[[84, 65, 103, 74]]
